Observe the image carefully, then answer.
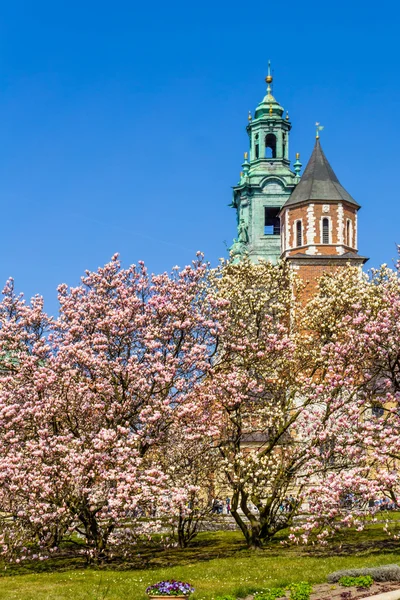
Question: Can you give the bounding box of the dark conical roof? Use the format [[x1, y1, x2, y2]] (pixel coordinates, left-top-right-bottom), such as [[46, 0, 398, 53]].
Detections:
[[284, 139, 359, 208]]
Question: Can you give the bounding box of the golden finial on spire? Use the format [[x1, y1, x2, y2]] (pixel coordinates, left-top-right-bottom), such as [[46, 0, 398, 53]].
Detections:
[[293, 152, 302, 176], [244, 151, 248, 160], [269, 104, 273, 116], [286, 111, 289, 121], [265, 60, 273, 98], [316, 122, 324, 139], [265, 60, 273, 85], [248, 110, 252, 122]]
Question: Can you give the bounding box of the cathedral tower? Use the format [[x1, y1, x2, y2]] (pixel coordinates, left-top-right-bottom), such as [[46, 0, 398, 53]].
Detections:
[[230, 63, 301, 263], [280, 133, 367, 297]]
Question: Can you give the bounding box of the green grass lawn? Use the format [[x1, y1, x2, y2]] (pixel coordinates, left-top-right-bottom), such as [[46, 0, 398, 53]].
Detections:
[[0, 518, 399, 600]]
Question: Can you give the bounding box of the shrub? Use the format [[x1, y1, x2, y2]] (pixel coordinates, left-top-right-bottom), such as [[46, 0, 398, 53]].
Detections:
[[214, 596, 237, 600], [288, 582, 313, 600], [328, 565, 400, 583], [339, 576, 373, 589]]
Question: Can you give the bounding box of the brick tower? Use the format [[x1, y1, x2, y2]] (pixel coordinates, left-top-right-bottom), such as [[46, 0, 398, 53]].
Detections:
[[280, 133, 367, 295]]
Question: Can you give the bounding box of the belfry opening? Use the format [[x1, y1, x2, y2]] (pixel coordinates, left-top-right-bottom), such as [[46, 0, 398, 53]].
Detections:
[[265, 134, 276, 158]]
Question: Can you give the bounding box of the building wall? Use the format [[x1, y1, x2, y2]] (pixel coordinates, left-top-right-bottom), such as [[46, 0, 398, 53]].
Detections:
[[248, 181, 293, 264], [281, 201, 357, 258], [291, 262, 346, 303]]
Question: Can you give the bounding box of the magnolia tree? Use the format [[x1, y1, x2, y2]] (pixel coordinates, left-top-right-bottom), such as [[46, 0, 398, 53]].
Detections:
[[202, 259, 377, 548], [287, 266, 384, 542], [0, 255, 222, 561], [271, 257, 400, 543], [157, 424, 221, 548], [0, 252, 399, 560], [369, 256, 400, 510], [317, 253, 400, 522]]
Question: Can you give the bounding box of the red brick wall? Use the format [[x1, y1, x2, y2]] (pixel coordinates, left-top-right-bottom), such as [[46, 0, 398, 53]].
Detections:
[[281, 202, 357, 258], [296, 263, 343, 303]]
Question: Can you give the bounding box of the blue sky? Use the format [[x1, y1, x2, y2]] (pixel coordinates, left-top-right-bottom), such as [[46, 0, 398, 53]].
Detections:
[[0, 1, 398, 314]]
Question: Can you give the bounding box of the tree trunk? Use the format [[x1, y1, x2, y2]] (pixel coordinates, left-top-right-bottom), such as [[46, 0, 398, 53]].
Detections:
[[77, 508, 113, 563], [230, 489, 295, 549]]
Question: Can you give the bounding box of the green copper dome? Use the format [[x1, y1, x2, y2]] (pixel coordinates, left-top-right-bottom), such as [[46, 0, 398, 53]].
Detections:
[[254, 90, 284, 119], [253, 64, 284, 119]]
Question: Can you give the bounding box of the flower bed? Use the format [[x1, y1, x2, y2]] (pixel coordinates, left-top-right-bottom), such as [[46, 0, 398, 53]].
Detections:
[[146, 580, 195, 598]]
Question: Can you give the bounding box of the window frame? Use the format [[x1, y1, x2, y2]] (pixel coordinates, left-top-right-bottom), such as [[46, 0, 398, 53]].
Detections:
[[346, 219, 353, 247], [264, 206, 281, 236], [296, 220, 302, 247], [321, 217, 330, 244]]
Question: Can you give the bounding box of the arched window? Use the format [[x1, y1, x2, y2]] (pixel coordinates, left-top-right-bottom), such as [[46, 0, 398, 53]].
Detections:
[[322, 218, 330, 244], [265, 134, 277, 158], [296, 220, 302, 247], [255, 133, 259, 159], [346, 220, 352, 246]]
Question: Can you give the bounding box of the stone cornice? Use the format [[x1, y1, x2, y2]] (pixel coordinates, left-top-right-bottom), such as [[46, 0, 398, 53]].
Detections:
[[284, 254, 368, 266]]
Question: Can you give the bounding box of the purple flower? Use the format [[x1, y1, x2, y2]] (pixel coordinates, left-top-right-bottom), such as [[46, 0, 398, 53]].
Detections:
[[146, 580, 195, 596]]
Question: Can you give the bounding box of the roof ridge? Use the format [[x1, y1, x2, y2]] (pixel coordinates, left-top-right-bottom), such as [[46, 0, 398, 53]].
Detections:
[[283, 139, 359, 208]]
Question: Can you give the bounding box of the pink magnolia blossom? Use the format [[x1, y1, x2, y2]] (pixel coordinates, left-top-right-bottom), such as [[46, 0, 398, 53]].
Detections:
[[0, 255, 221, 561]]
